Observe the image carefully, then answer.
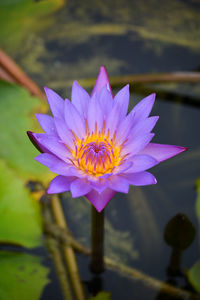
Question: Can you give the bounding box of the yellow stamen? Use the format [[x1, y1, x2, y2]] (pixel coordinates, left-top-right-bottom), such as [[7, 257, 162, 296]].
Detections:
[[70, 126, 123, 177]]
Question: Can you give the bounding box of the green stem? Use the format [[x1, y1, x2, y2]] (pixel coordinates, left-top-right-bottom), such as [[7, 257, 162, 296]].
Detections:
[[43, 205, 74, 300], [51, 196, 86, 300], [90, 206, 105, 274], [44, 209, 200, 300]]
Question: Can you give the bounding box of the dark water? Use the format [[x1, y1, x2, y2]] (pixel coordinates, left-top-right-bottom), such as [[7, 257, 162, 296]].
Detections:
[[3, 0, 200, 299]]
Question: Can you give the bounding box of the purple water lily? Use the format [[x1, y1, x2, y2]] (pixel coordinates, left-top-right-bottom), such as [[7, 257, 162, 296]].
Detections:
[[28, 66, 186, 212]]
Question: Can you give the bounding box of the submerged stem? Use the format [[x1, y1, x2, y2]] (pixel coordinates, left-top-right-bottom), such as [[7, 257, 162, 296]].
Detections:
[[44, 204, 199, 300], [90, 206, 105, 274], [51, 196, 86, 300], [43, 206, 74, 300]]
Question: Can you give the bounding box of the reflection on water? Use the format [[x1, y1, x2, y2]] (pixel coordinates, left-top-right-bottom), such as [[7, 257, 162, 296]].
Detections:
[[0, 0, 200, 299]]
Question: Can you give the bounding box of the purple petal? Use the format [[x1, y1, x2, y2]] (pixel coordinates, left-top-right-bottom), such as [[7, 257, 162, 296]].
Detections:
[[32, 133, 72, 162], [115, 112, 134, 146], [123, 154, 158, 173], [129, 116, 159, 139], [54, 118, 75, 150], [35, 153, 83, 177], [35, 153, 65, 168], [87, 93, 103, 133], [121, 133, 155, 156], [47, 175, 75, 194], [27, 131, 49, 153], [130, 93, 156, 122], [105, 102, 121, 138], [121, 171, 157, 186], [71, 81, 90, 116], [89, 178, 108, 193], [114, 84, 129, 119], [44, 87, 64, 119], [70, 178, 92, 197], [86, 188, 116, 212], [65, 99, 86, 139], [114, 161, 133, 174], [108, 175, 129, 193], [139, 143, 187, 162], [98, 85, 113, 117], [35, 114, 57, 136], [91, 66, 112, 97]]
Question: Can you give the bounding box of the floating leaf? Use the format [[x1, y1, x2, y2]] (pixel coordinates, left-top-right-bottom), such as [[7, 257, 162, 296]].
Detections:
[[195, 178, 200, 223], [187, 261, 200, 293], [89, 291, 111, 300], [0, 80, 50, 180], [0, 251, 49, 300], [0, 81, 51, 247], [188, 181, 200, 292], [0, 159, 42, 248], [164, 213, 196, 250], [0, 0, 64, 53]]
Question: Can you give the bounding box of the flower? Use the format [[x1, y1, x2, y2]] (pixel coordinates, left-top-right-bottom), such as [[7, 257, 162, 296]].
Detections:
[[28, 66, 187, 212]]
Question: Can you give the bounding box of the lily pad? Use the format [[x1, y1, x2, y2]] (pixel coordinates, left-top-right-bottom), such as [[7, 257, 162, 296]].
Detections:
[[189, 180, 200, 292], [195, 178, 200, 223], [0, 80, 50, 247], [0, 80, 49, 179], [89, 292, 111, 300], [188, 261, 200, 293], [0, 0, 64, 54], [0, 159, 42, 248], [0, 251, 49, 300]]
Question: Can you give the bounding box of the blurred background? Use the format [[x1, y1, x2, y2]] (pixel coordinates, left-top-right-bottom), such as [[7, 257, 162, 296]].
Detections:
[[0, 0, 200, 300]]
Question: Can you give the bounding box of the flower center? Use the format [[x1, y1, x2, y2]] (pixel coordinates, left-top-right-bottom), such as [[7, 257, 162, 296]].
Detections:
[[71, 130, 122, 177]]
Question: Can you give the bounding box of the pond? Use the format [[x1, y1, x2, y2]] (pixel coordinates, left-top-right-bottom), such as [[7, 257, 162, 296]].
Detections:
[[0, 0, 200, 300]]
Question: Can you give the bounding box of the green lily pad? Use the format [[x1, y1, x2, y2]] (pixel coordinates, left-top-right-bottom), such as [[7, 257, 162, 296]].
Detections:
[[89, 292, 111, 300], [190, 181, 200, 292], [0, 80, 49, 179], [0, 251, 49, 300], [196, 178, 200, 223], [187, 261, 200, 293], [0, 159, 42, 248], [0, 0, 64, 54], [0, 80, 51, 247]]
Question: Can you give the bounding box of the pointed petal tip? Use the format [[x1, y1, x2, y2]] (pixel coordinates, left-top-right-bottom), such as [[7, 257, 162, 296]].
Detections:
[[147, 93, 156, 103], [98, 65, 109, 80], [140, 143, 188, 163], [27, 131, 50, 153], [92, 201, 107, 212], [172, 145, 188, 155], [120, 83, 130, 93], [95, 205, 104, 213], [100, 65, 108, 72], [181, 146, 188, 152], [43, 86, 49, 92], [35, 113, 41, 121], [27, 130, 32, 136], [92, 66, 112, 97], [47, 185, 59, 194], [47, 187, 53, 194], [44, 86, 53, 91], [72, 80, 78, 87], [86, 188, 116, 211]]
